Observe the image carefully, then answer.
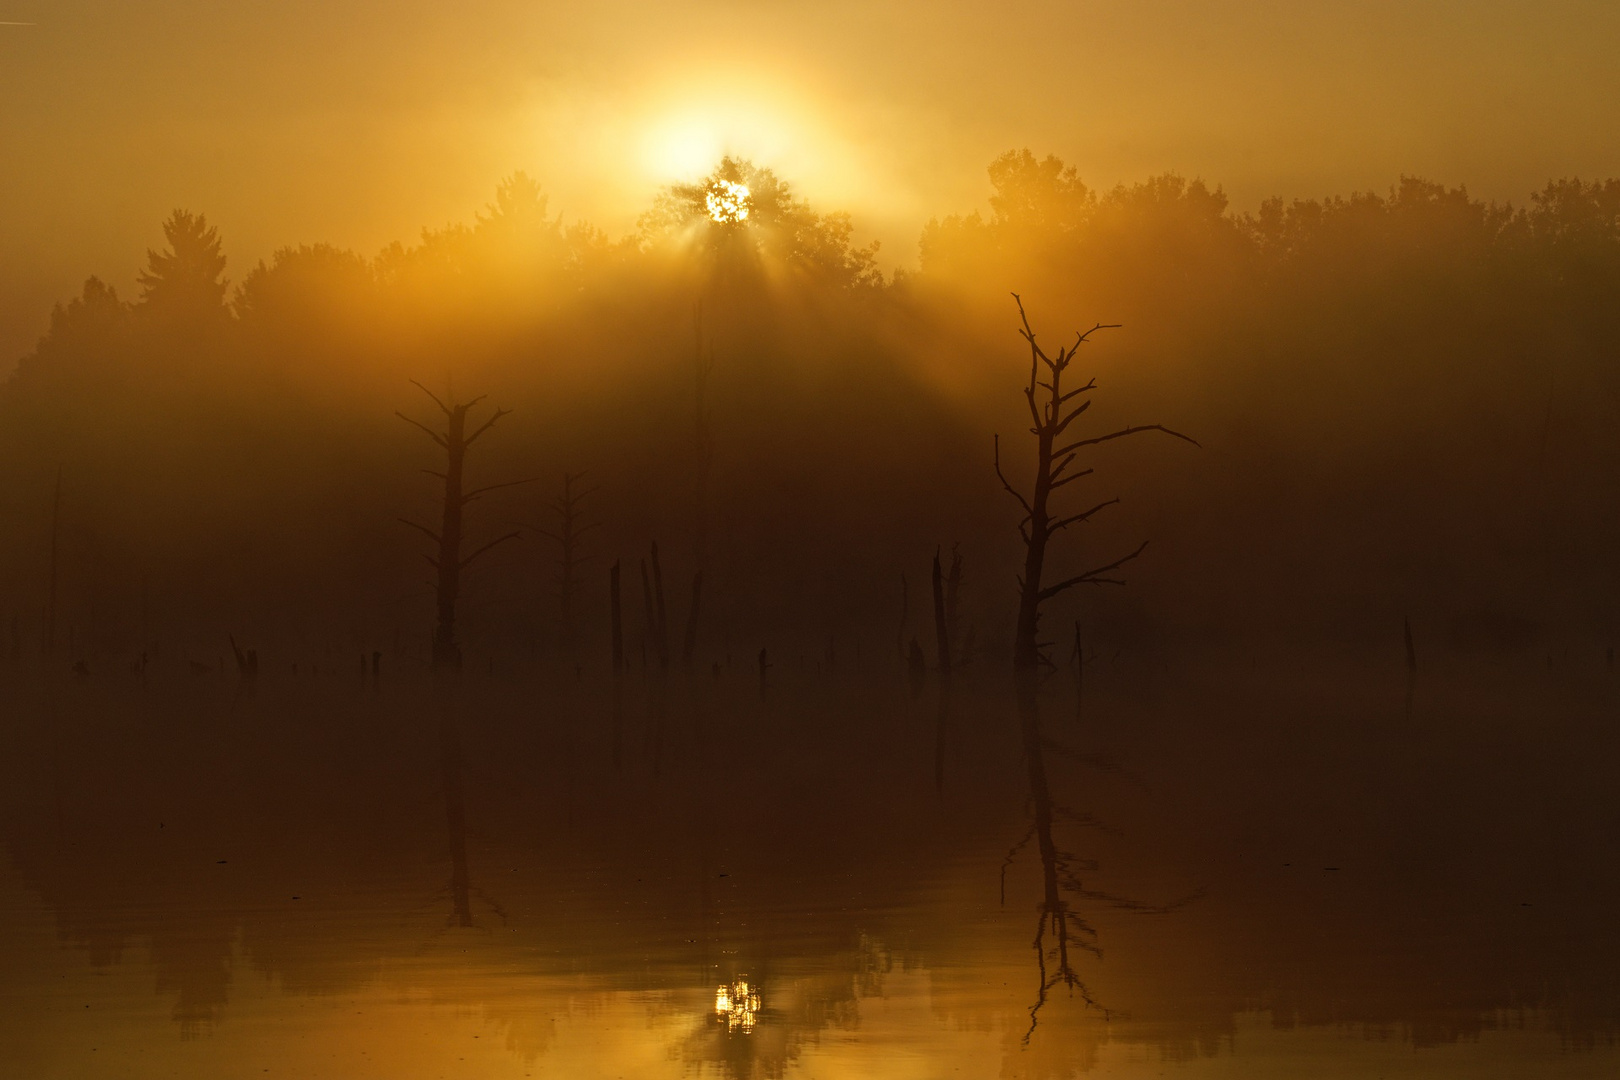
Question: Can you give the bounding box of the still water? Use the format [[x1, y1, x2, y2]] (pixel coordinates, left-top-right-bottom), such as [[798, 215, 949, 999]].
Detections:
[[2, 654, 1616, 1078]]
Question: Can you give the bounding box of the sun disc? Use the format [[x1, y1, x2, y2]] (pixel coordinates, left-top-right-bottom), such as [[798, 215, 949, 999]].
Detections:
[[705, 179, 751, 224]]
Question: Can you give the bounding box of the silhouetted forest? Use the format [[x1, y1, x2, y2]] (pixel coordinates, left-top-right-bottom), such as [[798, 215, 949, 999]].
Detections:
[[3, 152, 1617, 671]]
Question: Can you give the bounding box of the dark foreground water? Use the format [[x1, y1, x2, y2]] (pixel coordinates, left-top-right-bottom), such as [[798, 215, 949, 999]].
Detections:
[[1, 652, 1617, 1078]]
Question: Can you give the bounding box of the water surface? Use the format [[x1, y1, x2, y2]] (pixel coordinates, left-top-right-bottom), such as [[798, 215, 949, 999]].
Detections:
[[2, 655, 1616, 1078]]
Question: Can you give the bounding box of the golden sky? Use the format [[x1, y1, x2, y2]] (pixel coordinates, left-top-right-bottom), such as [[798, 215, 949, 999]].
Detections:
[[2, 1, 1618, 359]]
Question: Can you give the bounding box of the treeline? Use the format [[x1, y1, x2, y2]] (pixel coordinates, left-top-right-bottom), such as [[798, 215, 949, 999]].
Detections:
[[1, 153, 1616, 668]]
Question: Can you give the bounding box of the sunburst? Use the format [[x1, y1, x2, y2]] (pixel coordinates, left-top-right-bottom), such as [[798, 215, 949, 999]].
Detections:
[[705, 180, 751, 224]]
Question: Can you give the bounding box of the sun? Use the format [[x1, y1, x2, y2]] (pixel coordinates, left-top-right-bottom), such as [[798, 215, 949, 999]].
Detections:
[[705, 179, 751, 224]]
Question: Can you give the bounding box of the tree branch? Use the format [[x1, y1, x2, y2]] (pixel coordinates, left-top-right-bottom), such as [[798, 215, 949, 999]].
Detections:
[[1052, 398, 1093, 436], [1055, 424, 1201, 456], [396, 411, 447, 448], [1050, 497, 1120, 533], [1039, 541, 1149, 599], [1050, 467, 1095, 490], [408, 379, 452, 416], [398, 517, 441, 544], [461, 476, 539, 503], [993, 434, 1034, 517], [460, 531, 521, 568], [1056, 380, 1097, 405], [464, 407, 511, 446]]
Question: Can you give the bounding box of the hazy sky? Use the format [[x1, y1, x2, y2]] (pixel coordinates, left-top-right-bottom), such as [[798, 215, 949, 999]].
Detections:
[[3, 0, 1618, 361]]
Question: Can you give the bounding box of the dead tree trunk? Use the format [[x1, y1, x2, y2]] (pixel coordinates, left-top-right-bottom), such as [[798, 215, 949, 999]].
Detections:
[[397, 381, 532, 671], [540, 471, 598, 655], [995, 295, 1197, 674], [931, 549, 953, 682]]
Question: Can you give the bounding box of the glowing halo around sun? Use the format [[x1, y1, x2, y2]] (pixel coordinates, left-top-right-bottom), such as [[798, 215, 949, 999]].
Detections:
[[705, 179, 751, 223]]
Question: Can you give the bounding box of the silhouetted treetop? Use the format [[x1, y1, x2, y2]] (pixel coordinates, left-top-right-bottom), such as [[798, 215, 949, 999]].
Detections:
[[987, 149, 1095, 232], [235, 244, 376, 330], [138, 210, 229, 323], [642, 156, 883, 288]]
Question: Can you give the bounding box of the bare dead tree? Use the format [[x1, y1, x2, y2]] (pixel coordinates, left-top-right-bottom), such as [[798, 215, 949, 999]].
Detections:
[[396, 381, 534, 670], [538, 471, 599, 655], [995, 295, 1197, 673]]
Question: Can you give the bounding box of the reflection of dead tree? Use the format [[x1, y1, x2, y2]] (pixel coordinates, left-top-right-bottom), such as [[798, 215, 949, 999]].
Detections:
[[1009, 690, 1106, 1042], [396, 381, 533, 670], [1005, 689, 1201, 1045], [437, 700, 474, 927], [995, 295, 1196, 673], [538, 471, 598, 655]]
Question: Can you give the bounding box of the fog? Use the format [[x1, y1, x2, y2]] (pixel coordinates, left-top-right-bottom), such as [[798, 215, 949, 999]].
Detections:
[[1, 150, 1616, 672]]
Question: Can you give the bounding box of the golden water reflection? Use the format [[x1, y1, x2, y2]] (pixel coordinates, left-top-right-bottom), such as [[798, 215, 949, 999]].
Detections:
[[1, 664, 1618, 1078], [716, 977, 763, 1033]]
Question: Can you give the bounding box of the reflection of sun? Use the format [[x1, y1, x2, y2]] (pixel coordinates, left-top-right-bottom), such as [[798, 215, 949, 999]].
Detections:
[[715, 977, 761, 1032], [705, 180, 751, 224]]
